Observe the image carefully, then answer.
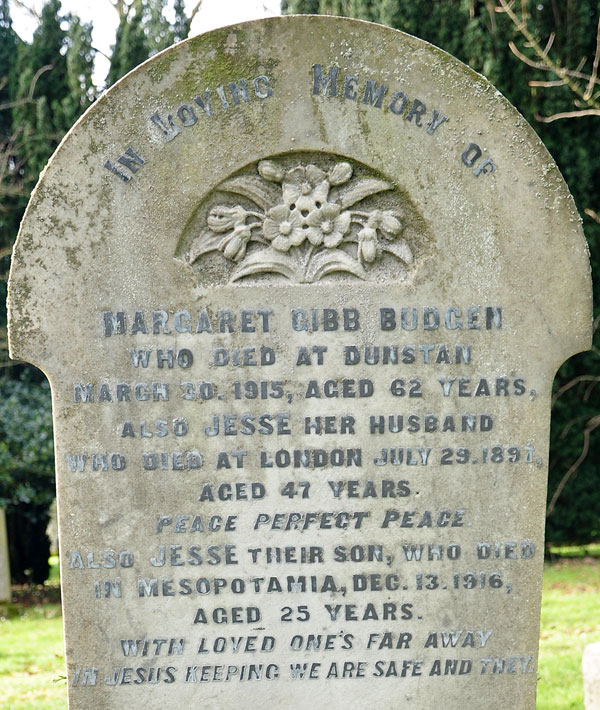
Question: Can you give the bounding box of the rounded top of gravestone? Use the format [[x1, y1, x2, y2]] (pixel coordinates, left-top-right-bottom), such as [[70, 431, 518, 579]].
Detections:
[[8, 14, 592, 374]]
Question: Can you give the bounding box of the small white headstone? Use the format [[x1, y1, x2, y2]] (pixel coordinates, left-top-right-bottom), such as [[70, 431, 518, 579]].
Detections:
[[584, 643, 600, 709], [0, 509, 11, 602]]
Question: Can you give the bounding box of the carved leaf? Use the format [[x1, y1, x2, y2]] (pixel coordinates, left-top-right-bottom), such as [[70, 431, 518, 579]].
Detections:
[[218, 176, 281, 211], [338, 178, 392, 208], [307, 249, 367, 282], [382, 239, 413, 264], [230, 248, 301, 282], [187, 229, 223, 262]]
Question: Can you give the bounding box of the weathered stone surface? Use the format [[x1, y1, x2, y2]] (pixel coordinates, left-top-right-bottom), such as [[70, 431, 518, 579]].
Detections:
[[8, 16, 592, 709]]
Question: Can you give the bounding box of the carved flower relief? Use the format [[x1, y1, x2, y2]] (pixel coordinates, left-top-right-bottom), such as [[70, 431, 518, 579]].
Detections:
[[263, 205, 305, 251], [357, 210, 405, 263], [305, 204, 351, 248], [357, 226, 378, 263], [206, 205, 247, 232], [280, 164, 330, 212], [186, 157, 413, 284], [205, 205, 262, 262]]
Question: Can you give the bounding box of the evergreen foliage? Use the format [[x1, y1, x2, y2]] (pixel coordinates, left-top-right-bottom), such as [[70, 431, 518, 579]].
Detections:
[[106, 0, 184, 87], [0, 375, 54, 583], [62, 16, 96, 129], [172, 0, 191, 43], [1, 0, 197, 584], [0, 0, 19, 138], [107, 3, 149, 86], [0, 0, 22, 249], [12, 0, 68, 180], [284, 0, 600, 544]]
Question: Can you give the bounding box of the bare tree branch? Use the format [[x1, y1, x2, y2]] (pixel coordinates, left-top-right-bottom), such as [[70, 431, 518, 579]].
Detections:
[[534, 109, 600, 122], [584, 208, 600, 224], [508, 40, 547, 70], [541, 31, 555, 58], [498, 0, 600, 118], [584, 17, 600, 100], [558, 414, 590, 440], [528, 79, 567, 87], [508, 37, 599, 86], [91, 45, 111, 61], [547, 415, 600, 517], [188, 1, 204, 26], [12, 0, 40, 19], [0, 64, 53, 112], [574, 57, 588, 75], [0, 185, 26, 197], [552, 375, 600, 407]]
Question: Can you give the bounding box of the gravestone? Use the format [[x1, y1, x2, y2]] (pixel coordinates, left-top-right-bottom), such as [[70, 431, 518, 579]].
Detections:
[[8, 15, 592, 709], [583, 643, 600, 709]]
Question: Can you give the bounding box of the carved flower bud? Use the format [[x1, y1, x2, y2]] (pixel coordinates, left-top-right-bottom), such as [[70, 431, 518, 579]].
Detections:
[[222, 225, 252, 261], [208, 205, 247, 233], [258, 160, 285, 182], [379, 210, 403, 238], [328, 161, 353, 186], [358, 226, 378, 263]]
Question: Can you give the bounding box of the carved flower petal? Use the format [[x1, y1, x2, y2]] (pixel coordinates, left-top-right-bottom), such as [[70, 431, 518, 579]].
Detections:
[[268, 204, 289, 220], [328, 161, 353, 186], [312, 180, 330, 204], [322, 229, 344, 249], [294, 195, 317, 213], [288, 227, 307, 247], [272, 235, 293, 251], [305, 209, 324, 227], [305, 164, 327, 185], [282, 182, 302, 206], [306, 227, 324, 246], [321, 202, 341, 219], [266, 204, 292, 221], [305, 203, 341, 231], [263, 217, 282, 242], [284, 166, 306, 185], [335, 210, 352, 235]]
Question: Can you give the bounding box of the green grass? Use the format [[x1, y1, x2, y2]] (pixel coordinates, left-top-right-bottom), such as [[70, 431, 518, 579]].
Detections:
[[0, 605, 65, 710], [547, 542, 600, 559], [537, 557, 600, 709], [0, 555, 598, 708], [0, 555, 64, 710]]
